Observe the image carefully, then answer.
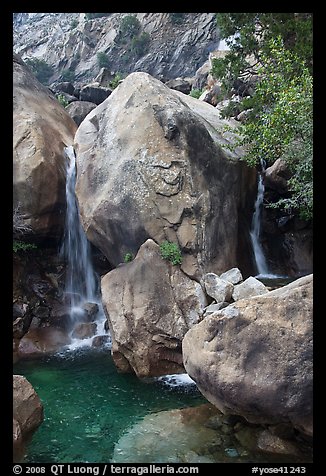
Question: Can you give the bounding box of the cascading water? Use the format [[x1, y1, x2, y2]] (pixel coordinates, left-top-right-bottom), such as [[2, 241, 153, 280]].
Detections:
[[250, 160, 271, 277], [61, 146, 108, 348]]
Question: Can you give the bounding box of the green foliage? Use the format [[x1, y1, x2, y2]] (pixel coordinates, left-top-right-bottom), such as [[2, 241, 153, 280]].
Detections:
[[189, 88, 202, 99], [57, 94, 69, 108], [13, 240, 37, 254], [97, 52, 110, 68], [85, 13, 111, 20], [211, 13, 313, 221], [169, 13, 185, 24], [109, 73, 123, 89], [119, 15, 141, 39], [25, 58, 53, 85], [235, 38, 312, 219], [212, 13, 312, 96], [71, 19, 78, 29], [159, 241, 182, 266], [61, 69, 75, 82], [130, 32, 150, 57], [123, 252, 134, 263]]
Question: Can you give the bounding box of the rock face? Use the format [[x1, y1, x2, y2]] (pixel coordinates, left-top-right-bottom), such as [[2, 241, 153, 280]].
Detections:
[[183, 275, 313, 436], [13, 13, 219, 84], [13, 53, 77, 241], [75, 72, 256, 276], [13, 375, 44, 435], [66, 101, 97, 126], [101, 239, 207, 377]]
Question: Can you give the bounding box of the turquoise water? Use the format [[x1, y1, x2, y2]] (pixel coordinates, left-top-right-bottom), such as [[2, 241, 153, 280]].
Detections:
[[14, 348, 312, 464], [14, 349, 205, 463]]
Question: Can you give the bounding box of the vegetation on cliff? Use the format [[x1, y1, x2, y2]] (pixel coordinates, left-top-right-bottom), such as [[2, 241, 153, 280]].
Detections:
[[212, 13, 313, 220]]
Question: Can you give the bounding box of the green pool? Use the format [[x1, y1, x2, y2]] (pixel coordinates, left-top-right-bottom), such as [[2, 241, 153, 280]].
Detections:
[[14, 348, 205, 463]]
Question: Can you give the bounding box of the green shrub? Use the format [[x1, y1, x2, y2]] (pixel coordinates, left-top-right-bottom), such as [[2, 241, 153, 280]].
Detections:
[[25, 58, 53, 85], [97, 52, 110, 68], [159, 241, 182, 265], [57, 94, 69, 108], [189, 88, 202, 99], [71, 19, 78, 29], [120, 15, 141, 38], [130, 32, 150, 57], [109, 73, 123, 89], [13, 241, 37, 254], [123, 252, 134, 263]]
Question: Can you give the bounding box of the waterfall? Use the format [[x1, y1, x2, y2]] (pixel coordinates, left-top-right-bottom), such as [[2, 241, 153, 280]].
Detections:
[[61, 146, 108, 347], [250, 160, 270, 277]]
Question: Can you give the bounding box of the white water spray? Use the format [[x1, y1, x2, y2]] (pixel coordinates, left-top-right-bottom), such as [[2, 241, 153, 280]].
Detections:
[[61, 146, 108, 348]]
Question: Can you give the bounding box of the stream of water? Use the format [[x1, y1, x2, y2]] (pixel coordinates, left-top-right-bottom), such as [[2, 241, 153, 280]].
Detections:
[[250, 161, 285, 279], [60, 146, 107, 349]]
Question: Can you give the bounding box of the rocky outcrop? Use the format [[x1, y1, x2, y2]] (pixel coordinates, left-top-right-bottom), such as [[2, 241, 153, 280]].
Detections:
[[101, 239, 207, 377], [183, 275, 313, 436], [13, 53, 77, 241], [13, 375, 44, 436], [75, 72, 257, 276], [13, 13, 219, 84]]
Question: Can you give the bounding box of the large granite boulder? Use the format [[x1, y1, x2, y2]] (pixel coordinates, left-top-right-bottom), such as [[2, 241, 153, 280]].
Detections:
[[183, 275, 313, 436], [75, 72, 256, 276], [101, 239, 207, 377], [13, 53, 77, 241]]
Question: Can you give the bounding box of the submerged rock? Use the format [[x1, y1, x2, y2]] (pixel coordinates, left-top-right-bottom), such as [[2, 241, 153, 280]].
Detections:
[[111, 404, 222, 463], [101, 239, 207, 377], [183, 275, 313, 437]]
